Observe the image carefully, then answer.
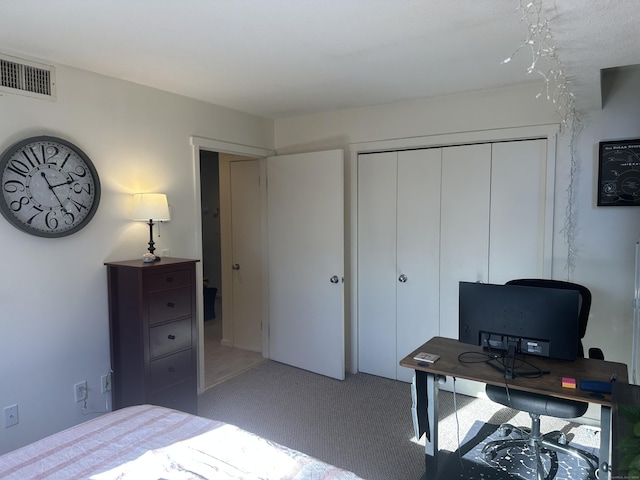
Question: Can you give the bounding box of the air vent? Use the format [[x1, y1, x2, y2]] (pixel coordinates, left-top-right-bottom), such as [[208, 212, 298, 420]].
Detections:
[[0, 53, 56, 100]]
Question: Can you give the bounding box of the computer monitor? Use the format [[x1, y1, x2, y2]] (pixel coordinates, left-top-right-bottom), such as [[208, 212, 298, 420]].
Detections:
[[458, 281, 580, 362]]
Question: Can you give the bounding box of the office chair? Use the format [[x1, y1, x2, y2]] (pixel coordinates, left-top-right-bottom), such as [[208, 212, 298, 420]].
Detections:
[[481, 279, 601, 480]]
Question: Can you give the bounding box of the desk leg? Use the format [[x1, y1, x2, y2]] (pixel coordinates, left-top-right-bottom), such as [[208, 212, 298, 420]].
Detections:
[[415, 370, 440, 477], [425, 372, 439, 475], [598, 405, 611, 479]]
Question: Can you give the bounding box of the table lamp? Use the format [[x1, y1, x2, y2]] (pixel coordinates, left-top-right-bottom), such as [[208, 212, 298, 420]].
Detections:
[[132, 193, 170, 260]]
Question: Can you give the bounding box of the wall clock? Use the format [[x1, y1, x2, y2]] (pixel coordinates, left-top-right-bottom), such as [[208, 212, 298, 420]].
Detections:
[[0, 136, 101, 237]]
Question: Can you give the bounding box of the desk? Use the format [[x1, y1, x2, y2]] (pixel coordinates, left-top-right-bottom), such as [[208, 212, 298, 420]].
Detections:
[[400, 336, 628, 479]]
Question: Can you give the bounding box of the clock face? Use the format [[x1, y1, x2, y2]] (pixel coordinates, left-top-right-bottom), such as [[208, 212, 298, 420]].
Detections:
[[0, 136, 101, 237]]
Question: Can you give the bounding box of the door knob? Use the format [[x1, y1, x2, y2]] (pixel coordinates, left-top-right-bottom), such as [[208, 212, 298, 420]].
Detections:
[[232, 263, 240, 270], [330, 275, 340, 284], [399, 274, 408, 283]]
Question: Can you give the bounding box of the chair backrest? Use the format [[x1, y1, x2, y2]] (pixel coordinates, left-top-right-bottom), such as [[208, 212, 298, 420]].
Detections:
[[505, 279, 591, 358]]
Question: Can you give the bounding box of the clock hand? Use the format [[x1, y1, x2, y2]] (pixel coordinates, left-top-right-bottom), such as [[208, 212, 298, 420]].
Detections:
[[40, 172, 68, 212], [48, 178, 73, 189]]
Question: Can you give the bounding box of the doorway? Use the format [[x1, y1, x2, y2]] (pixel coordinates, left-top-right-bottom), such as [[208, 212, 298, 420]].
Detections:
[[199, 150, 264, 389]]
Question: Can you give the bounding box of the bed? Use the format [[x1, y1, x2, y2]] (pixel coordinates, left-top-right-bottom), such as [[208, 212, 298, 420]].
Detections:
[[0, 404, 364, 479]]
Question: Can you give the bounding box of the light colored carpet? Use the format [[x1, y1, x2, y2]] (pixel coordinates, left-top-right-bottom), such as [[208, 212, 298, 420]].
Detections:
[[198, 360, 600, 480]]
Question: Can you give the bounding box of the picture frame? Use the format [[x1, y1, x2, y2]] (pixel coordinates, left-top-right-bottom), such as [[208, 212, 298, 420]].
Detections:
[[597, 139, 640, 206]]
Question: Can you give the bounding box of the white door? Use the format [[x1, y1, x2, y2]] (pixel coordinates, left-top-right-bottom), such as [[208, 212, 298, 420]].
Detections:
[[357, 152, 397, 378], [395, 149, 442, 381], [230, 160, 262, 352], [267, 150, 345, 380], [488, 139, 548, 283], [358, 149, 442, 381], [439, 143, 492, 340]]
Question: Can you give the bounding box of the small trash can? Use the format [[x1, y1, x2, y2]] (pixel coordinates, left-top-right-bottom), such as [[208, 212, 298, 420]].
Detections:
[[204, 286, 217, 320]]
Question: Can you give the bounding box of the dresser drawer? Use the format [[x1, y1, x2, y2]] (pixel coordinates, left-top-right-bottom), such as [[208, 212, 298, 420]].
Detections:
[[148, 287, 192, 325], [149, 318, 192, 359], [145, 269, 192, 293], [150, 349, 193, 392]]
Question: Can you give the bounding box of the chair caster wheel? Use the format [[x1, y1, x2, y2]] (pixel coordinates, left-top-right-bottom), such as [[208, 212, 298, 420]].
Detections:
[[483, 448, 498, 461]]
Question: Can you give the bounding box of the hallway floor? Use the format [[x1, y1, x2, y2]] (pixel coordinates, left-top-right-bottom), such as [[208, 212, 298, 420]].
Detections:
[[203, 299, 265, 390]]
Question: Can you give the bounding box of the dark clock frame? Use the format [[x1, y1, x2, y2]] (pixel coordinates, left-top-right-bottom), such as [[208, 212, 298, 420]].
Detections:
[[0, 135, 101, 237]]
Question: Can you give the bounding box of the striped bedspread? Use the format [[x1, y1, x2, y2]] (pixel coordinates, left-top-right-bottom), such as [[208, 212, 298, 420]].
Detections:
[[0, 404, 364, 479]]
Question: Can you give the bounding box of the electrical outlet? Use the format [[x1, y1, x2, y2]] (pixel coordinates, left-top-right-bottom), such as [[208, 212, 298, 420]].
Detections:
[[3, 404, 18, 428], [74, 381, 88, 403], [161, 249, 170, 257], [101, 373, 112, 393]]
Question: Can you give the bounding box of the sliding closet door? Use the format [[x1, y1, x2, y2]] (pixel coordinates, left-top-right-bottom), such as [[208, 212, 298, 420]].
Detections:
[[439, 144, 492, 340], [358, 152, 397, 379], [395, 149, 441, 382]]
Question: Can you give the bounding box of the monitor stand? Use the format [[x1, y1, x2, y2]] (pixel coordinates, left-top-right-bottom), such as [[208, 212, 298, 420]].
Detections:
[[504, 344, 517, 379], [486, 343, 547, 379]]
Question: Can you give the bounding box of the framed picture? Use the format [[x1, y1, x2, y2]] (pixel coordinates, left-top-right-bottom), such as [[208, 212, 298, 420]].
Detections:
[[597, 139, 640, 206]]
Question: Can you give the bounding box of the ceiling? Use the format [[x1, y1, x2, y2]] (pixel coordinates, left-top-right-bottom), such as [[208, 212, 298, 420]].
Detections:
[[0, 1, 638, 119]]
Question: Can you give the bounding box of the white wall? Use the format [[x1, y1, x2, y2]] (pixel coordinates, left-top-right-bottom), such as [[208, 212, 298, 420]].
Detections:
[[572, 67, 640, 377], [0, 61, 273, 454], [274, 80, 640, 377]]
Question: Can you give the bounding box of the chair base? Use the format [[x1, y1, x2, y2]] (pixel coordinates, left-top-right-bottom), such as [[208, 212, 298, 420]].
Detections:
[[481, 414, 597, 480]]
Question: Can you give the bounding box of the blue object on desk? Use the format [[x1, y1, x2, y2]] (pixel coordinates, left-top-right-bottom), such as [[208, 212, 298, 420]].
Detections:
[[580, 380, 612, 394]]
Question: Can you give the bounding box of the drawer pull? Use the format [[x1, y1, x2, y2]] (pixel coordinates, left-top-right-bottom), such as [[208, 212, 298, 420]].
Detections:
[[167, 302, 175, 308], [168, 334, 176, 340], [166, 277, 175, 283]]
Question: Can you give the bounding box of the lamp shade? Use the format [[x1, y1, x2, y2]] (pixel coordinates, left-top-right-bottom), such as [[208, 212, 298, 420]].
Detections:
[[132, 193, 171, 221]]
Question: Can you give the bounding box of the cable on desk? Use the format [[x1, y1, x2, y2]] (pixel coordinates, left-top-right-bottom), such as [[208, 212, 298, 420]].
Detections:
[[457, 350, 499, 363], [457, 350, 548, 379]]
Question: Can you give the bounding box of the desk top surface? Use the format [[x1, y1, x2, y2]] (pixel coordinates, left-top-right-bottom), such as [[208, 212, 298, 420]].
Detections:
[[400, 336, 628, 406]]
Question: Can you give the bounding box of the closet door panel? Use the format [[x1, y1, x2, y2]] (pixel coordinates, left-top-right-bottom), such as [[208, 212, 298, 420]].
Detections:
[[439, 144, 492, 340], [357, 152, 398, 378], [489, 139, 548, 284], [396, 148, 442, 382]]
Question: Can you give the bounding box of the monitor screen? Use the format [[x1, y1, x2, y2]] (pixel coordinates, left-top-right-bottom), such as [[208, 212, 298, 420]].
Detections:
[[458, 281, 580, 361]]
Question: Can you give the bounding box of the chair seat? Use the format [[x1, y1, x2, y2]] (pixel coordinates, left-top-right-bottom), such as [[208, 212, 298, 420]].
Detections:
[[486, 384, 588, 418]]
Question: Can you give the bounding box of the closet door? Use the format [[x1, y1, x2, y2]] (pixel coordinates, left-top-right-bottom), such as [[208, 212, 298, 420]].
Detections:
[[357, 139, 551, 377], [395, 149, 441, 382], [439, 144, 492, 340], [357, 152, 397, 378], [358, 149, 442, 381], [488, 139, 548, 282]]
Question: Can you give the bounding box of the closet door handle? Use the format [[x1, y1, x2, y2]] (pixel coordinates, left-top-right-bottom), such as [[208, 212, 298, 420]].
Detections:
[[398, 274, 408, 283], [232, 263, 240, 270]]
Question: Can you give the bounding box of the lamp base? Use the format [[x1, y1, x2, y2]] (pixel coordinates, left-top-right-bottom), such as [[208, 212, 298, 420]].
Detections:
[[144, 219, 162, 262]]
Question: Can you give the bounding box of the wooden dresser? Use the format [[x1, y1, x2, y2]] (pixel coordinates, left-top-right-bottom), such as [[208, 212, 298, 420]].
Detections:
[[105, 257, 199, 414]]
